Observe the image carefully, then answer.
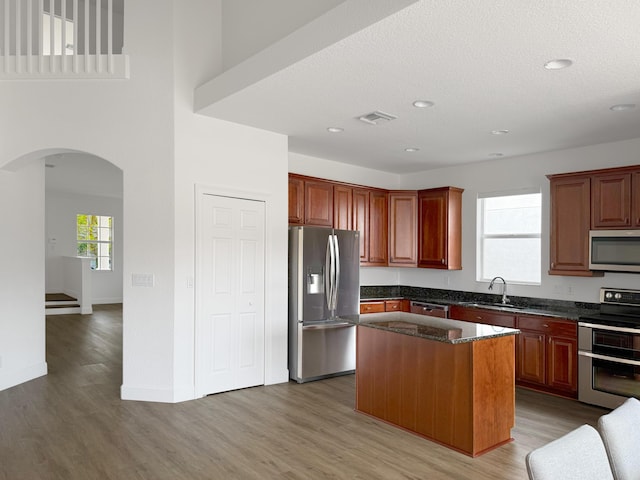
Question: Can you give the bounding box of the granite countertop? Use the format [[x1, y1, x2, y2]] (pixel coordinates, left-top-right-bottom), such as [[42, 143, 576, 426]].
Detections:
[[354, 312, 519, 344], [360, 286, 600, 321]]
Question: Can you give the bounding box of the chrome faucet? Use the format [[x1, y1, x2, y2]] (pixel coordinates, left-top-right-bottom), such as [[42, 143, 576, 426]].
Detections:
[[489, 276, 509, 304]]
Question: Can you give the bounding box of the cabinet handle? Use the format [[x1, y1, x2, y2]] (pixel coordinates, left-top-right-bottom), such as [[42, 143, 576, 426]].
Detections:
[[476, 316, 483, 320], [550, 262, 555, 268], [441, 259, 445, 264], [543, 324, 549, 328]]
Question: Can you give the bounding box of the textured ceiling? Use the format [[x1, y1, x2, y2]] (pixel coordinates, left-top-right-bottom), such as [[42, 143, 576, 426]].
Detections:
[[197, 0, 640, 174]]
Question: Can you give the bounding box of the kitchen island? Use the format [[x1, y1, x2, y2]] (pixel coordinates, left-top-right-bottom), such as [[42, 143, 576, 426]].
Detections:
[[355, 312, 519, 457]]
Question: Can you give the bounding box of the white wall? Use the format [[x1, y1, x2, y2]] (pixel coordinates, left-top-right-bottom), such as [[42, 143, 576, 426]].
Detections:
[[291, 138, 640, 304], [0, 162, 47, 391], [221, 0, 345, 69], [172, 2, 289, 400], [45, 190, 123, 304], [0, 0, 177, 399]]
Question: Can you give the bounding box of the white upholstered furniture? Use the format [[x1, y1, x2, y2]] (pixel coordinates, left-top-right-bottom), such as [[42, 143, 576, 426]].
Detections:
[[598, 397, 640, 480], [525, 424, 614, 480]]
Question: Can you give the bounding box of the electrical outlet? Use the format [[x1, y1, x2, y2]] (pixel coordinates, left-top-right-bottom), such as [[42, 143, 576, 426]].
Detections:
[[567, 285, 574, 296]]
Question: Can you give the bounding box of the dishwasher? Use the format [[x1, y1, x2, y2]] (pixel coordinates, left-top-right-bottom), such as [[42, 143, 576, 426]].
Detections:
[[409, 301, 449, 318]]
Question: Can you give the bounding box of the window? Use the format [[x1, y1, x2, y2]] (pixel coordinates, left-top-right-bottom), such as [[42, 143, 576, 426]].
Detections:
[[477, 190, 542, 284], [42, 13, 74, 55], [77, 214, 113, 271]]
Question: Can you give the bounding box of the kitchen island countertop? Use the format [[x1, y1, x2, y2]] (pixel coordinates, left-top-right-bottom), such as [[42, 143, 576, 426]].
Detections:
[[353, 311, 519, 344]]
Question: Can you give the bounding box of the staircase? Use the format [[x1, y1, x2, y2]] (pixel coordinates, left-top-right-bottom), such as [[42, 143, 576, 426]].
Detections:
[[46, 293, 81, 315]]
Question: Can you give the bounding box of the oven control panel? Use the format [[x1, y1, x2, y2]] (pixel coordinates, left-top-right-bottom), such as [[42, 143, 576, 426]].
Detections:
[[600, 288, 640, 306]]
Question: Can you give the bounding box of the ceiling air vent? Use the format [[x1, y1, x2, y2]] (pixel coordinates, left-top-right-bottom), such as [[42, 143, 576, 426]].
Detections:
[[358, 110, 397, 125]]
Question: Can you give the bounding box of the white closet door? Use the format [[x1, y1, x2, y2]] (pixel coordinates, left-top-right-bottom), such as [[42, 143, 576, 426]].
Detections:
[[196, 194, 265, 396]]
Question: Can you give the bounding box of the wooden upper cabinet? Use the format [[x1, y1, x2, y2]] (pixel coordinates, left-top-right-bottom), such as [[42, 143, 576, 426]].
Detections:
[[304, 179, 333, 226], [353, 188, 370, 263], [591, 171, 632, 228], [417, 187, 463, 270], [288, 175, 304, 225], [389, 191, 417, 267], [368, 190, 389, 266], [633, 171, 640, 228], [333, 185, 353, 230], [548, 174, 601, 276]]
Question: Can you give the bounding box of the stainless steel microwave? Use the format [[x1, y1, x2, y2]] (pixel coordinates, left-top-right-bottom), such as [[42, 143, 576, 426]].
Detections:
[[590, 230, 640, 272]]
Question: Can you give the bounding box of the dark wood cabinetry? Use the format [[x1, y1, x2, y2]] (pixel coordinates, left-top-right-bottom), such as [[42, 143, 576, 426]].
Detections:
[[548, 174, 601, 276], [288, 176, 304, 225], [516, 315, 577, 397], [333, 185, 353, 230], [418, 187, 463, 270], [359, 299, 409, 314], [389, 191, 418, 266], [448, 305, 515, 328], [591, 169, 640, 228], [353, 188, 388, 266], [449, 305, 577, 398], [368, 190, 389, 266], [288, 174, 462, 269], [304, 179, 333, 226]]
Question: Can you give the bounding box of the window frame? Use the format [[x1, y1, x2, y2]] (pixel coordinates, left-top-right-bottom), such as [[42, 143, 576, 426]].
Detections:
[[76, 214, 113, 272], [476, 188, 542, 285]]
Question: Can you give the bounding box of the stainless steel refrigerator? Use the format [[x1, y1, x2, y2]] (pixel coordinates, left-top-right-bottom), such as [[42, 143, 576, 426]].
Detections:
[[288, 226, 360, 383]]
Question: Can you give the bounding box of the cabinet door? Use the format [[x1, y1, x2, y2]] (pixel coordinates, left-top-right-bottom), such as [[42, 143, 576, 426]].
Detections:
[[591, 172, 631, 228], [632, 171, 640, 228], [368, 191, 388, 266], [547, 335, 578, 394], [334, 185, 353, 230], [288, 176, 304, 225], [517, 331, 546, 385], [418, 187, 462, 270], [548, 175, 600, 276], [389, 191, 418, 266], [353, 189, 370, 263], [304, 180, 333, 226]]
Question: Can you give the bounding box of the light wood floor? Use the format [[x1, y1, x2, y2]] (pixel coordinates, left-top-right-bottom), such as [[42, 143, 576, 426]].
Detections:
[[0, 305, 608, 479]]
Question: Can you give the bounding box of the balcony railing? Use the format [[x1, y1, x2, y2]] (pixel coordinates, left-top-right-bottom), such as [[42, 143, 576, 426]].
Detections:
[[1, 0, 128, 79]]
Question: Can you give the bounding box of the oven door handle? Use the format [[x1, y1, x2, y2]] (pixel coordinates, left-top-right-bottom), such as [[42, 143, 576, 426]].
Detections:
[[578, 350, 640, 367], [578, 322, 640, 334]]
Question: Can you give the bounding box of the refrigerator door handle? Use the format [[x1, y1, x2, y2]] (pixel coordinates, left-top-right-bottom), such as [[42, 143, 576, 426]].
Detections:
[[333, 234, 340, 312], [325, 235, 335, 310]]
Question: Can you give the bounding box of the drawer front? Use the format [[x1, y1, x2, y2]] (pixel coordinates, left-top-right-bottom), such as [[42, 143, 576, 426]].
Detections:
[[385, 300, 402, 312], [517, 315, 576, 337], [360, 302, 385, 314], [449, 306, 516, 328]]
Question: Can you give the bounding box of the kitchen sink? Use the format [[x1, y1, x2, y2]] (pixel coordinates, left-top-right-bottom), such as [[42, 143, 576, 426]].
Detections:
[[461, 302, 527, 311]]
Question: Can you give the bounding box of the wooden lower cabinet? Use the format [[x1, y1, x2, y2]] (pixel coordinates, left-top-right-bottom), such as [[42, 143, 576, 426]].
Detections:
[[360, 299, 410, 314], [516, 315, 577, 397], [449, 306, 577, 398], [356, 325, 515, 457]]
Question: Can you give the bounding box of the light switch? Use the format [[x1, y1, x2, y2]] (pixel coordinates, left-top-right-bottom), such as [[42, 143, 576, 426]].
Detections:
[[132, 273, 154, 287]]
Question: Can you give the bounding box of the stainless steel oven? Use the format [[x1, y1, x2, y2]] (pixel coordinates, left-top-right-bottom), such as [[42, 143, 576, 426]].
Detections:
[[578, 288, 640, 409]]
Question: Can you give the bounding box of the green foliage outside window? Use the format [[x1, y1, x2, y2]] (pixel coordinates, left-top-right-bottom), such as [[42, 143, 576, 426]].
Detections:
[[77, 214, 113, 271]]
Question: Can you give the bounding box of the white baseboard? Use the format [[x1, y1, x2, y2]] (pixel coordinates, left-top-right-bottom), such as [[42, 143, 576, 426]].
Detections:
[[0, 362, 48, 392], [120, 384, 195, 403], [93, 297, 123, 305]]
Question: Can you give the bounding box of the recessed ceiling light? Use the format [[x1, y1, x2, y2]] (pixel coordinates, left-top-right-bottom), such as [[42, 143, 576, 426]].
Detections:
[[491, 129, 509, 135], [610, 104, 636, 112], [327, 127, 344, 133], [405, 147, 420, 152], [413, 100, 434, 108], [489, 153, 504, 157], [544, 59, 573, 70]]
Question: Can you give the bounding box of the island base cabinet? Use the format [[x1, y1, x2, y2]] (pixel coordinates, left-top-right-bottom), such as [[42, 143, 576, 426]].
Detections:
[[355, 326, 515, 457]]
